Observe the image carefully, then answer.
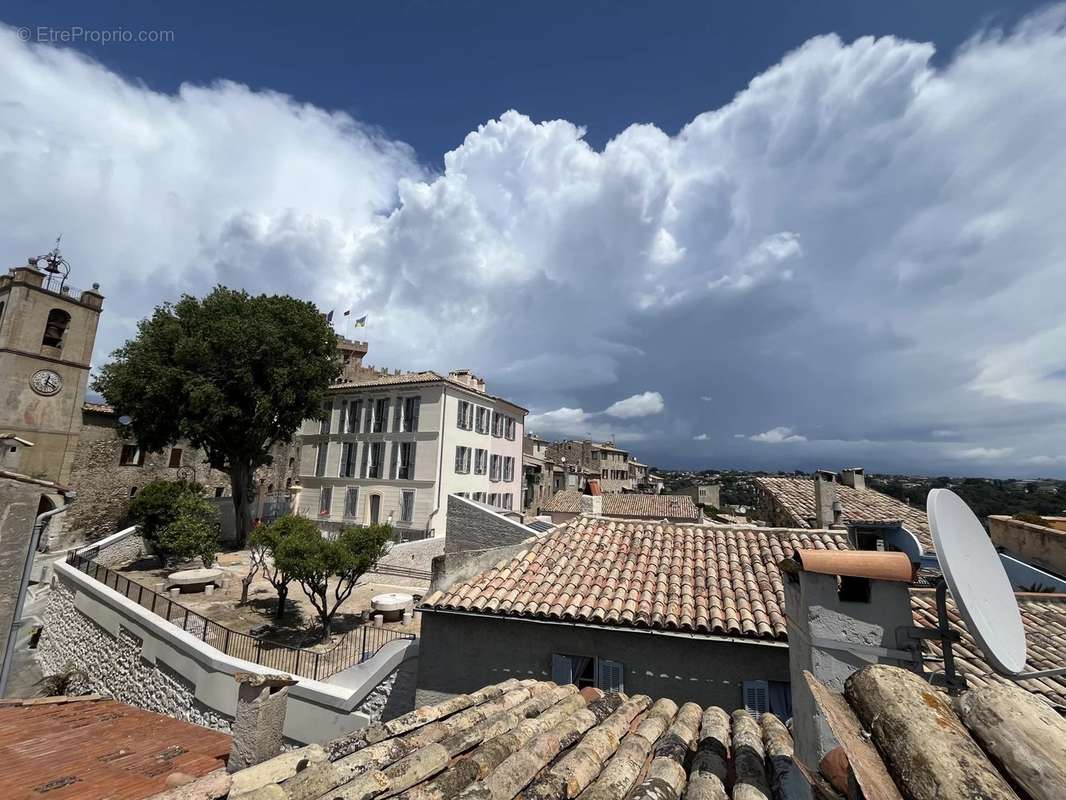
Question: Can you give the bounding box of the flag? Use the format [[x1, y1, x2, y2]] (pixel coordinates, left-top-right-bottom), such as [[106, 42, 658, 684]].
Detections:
[[343, 309, 351, 316], [354, 315, 367, 327], [325, 310, 335, 322]]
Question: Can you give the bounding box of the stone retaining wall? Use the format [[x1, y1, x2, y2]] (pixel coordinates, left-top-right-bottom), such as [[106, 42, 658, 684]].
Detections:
[[39, 580, 232, 730]]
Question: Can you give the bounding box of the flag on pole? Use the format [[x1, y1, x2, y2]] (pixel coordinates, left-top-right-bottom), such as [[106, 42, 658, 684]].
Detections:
[[343, 309, 351, 316], [354, 315, 367, 328], [325, 310, 335, 322]]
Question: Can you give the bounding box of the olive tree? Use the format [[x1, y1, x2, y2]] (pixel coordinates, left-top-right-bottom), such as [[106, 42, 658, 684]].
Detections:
[[247, 515, 310, 617], [275, 523, 392, 639], [94, 287, 340, 545]]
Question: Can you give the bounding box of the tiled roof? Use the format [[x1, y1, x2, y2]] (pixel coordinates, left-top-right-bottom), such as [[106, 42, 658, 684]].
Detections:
[[910, 589, 1066, 709], [755, 476, 932, 550], [0, 696, 231, 799], [541, 491, 701, 521], [423, 516, 850, 639], [221, 678, 798, 800]]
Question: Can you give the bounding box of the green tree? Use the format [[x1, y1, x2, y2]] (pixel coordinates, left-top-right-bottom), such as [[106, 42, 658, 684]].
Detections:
[[249, 515, 310, 617], [93, 287, 341, 545], [275, 523, 392, 639], [158, 492, 218, 568], [127, 479, 207, 567]]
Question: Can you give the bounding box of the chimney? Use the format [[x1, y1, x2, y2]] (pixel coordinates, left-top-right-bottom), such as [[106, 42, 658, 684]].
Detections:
[[780, 551, 915, 769], [813, 470, 837, 529], [581, 479, 603, 516], [840, 467, 865, 490], [228, 672, 298, 772]]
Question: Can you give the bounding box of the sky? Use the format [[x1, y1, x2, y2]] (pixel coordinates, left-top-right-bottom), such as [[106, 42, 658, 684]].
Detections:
[[2, 1, 1066, 477]]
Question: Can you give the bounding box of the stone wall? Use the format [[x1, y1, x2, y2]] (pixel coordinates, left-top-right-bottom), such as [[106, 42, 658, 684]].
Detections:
[[0, 474, 47, 682], [39, 580, 232, 730], [989, 515, 1066, 578], [62, 408, 298, 547]]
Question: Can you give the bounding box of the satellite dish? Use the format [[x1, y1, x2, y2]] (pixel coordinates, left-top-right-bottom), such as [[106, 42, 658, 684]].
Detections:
[[928, 489, 1026, 674]]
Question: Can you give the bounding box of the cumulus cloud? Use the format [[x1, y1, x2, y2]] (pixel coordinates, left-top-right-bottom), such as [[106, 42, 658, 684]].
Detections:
[[605, 391, 665, 419], [693, 433, 710, 441], [952, 447, 1016, 460], [748, 427, 808, 444], [5, 9, 1066, 476]]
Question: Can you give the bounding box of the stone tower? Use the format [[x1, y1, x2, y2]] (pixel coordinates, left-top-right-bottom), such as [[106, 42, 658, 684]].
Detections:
[[0, 249, 104, 484]]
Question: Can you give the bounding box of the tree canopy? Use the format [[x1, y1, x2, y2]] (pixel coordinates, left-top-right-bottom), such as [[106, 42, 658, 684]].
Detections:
[[248, 515, 311, 618], [275, 523, 392, 639], [127, 479, 217, 567], [94, 287, 341, 543]]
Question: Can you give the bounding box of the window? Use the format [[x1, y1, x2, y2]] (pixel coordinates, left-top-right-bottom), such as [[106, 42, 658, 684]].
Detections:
[[315, 444, 328, 477], [505, 416, 516, 441], [401, 490, 414, 523], [401, 396, 421, 432], [473, 491, 486, 503], [503, 456, 514, 482], [351, 398, 368, 433], [366, 442, 384, 478], [320, 401, 333, 434], [344, 487, 359, 518], [474, 448, 488, 475], [551, 655, 624, 693], [488, 492, 499, 506], [394, 441, 416, 480], [489, 454, 501, 482], [214, 486, 225, 498], [372, 398, 389, 432], [743, 680, 769, 715], [42, 308, 71, 348], [457, 400, 473, 430], [455, 446, 471, 474], [129, 486, 138, 498], [491, 411, 504, 438], [340, 442, 357, 477], [168, 448, 183, 468], [475, 407, 490, 434], [501, 493, 513, 510], [119, 444, 145, 466], [319, 487, 332, 517]]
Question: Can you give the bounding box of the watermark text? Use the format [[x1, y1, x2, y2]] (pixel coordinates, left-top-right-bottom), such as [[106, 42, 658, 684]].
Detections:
[[17, 26, 175, 45]]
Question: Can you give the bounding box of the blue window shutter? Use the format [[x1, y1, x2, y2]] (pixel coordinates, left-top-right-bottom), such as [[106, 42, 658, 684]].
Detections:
[[598, 659, 624, 693], [743, 680, 769, 715], [551, 654, 573, 685]]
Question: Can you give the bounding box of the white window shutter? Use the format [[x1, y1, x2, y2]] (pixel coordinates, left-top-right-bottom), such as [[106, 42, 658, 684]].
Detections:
[[390, 442, 399, 479], [551, 654, 573, 685], [598, 659, 624, 693], [743, 680, 769, 716], [408, 442, 416, 479]]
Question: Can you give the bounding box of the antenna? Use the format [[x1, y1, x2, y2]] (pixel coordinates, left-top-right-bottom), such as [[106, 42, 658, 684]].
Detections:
[[928, 489, 1065, 681]]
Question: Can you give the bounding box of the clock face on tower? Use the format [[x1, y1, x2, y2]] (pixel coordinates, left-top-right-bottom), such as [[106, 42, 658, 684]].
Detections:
[[30, 369, 63, 396]]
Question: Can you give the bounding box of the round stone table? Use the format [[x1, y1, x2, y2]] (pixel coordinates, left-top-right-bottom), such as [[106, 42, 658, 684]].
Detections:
[[166, 567, 224, 593], [371, 592, 414, 623]]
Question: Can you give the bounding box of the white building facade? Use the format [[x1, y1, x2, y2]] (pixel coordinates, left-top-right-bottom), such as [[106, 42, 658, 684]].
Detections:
[[296, 370, 525, 539]]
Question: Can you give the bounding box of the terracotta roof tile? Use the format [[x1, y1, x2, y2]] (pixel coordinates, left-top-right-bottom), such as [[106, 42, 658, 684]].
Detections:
[[755, 476, 932, 550], [541, 492, 701, 521], [423, 516, 849, 640], [231, 678, 801, 800]]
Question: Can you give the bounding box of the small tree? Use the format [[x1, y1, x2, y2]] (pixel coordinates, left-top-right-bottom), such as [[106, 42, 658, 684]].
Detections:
[[249, 515, 310, 618], [93, 287, 341, 545], [128, 479, 206, 567], [275, 523, 392, 640], [157, 493, 218, 568]]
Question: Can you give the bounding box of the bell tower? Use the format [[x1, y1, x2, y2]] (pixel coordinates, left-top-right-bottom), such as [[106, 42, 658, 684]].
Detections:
[[0, 244, 104, 484]]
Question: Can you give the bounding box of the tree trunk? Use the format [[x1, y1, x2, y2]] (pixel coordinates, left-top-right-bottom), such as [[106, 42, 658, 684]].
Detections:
[[275, 585, 288, 619], [240, 573, 253, 604], [321, 613, 332, 640], [230, 461, 255, 547]]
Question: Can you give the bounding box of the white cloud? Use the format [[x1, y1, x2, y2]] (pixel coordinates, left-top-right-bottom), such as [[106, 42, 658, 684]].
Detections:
[[6, 9, 1066, 475], [749, 427, 808, 444], [525, 407, 589, 435], [693, 433, 710, 441], [605, 391, 665, 419], [700, 396, 713, 402], [952, 447, 1015, 460]]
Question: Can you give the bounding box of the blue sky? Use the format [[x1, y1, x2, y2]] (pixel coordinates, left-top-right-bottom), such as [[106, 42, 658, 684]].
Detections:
[[2, 2, 1066, 477]]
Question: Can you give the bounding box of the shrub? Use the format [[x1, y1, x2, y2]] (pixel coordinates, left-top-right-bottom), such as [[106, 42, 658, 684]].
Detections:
[[1013, 512, 1046, 526], [158, 493, 218, 568], [127, 479, 212, 566]]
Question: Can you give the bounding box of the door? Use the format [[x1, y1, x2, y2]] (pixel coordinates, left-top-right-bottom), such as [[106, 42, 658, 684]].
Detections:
[[369, 494, 381, 524]]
